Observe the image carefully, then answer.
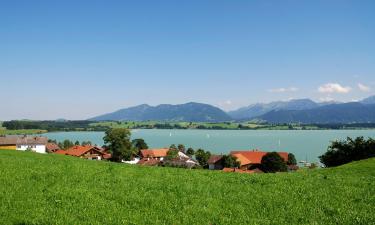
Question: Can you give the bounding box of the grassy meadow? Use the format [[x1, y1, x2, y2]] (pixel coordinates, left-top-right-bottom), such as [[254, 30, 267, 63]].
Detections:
[[0, 150, 374, 224]]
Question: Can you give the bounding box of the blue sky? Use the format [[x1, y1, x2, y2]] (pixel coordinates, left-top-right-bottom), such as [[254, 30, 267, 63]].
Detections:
[[1, 0, 375, 120]]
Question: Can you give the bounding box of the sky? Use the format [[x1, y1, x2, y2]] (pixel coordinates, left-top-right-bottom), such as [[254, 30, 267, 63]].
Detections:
[[1, 0, 375, 120]]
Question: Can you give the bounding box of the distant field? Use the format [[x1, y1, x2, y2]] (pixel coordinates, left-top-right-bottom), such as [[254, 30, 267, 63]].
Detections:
[[0, 151, 374, 224], [0, 129, 47, 135]]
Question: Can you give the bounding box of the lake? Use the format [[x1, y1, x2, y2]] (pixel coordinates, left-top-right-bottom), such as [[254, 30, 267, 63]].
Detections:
[[43, 129, 375, 162]]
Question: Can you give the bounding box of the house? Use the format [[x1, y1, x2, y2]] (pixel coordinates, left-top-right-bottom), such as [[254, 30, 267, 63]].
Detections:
[[230, 150, 289, 170], [140, 148, 169, 160], [207, 155, 224, 170], [46, 143, 61, 153], [55, 145, 107, 160], [137, 148, 198, 167], [0, 135, 48, 153]]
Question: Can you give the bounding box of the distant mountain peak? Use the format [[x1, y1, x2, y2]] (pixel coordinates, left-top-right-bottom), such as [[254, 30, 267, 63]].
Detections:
[[89, 102, 231, 122]]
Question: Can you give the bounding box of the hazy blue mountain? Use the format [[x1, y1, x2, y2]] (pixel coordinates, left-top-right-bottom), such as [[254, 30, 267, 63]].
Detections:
[[258, 102, 375, 124], [228, 99, 319, 119], [361, 95, 375, 104], [90, 102, 232, 122]]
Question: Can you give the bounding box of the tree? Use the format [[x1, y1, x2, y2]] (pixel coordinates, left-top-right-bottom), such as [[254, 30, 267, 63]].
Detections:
[[177, 144, 186, 153], [166, 149, 179, 160], [103, 128, 135, 162], [287, 153, 297, 165], [74, 140, 80, 146], [261, 152, 287, 173], [169, 144, 177, 151], [82, 141, 92, 146], [195, 149, 211, 168], [186, 148, 195, 156], [62, 139, 74, 149], [222, 155, 240, 168], [319, 136, 375, 167], [132, 139, 148, 151]]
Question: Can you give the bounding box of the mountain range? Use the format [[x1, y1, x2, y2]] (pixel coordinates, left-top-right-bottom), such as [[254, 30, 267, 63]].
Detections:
[[89, 95, 375, 124]]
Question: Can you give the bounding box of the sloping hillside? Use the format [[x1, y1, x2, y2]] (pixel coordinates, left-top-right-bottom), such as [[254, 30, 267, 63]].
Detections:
[[90, 102, 232, 122], [0, 151, 374, 224]]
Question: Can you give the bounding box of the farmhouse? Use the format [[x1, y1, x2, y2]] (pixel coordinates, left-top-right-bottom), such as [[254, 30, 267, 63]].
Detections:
[[208, 155, 224, 170], [230, 150, 289, 170], [46, 143, 61, 153], [140, 148, 169, 160], [137, 148, 198, 167], [0, 135, 48, 153], [55, 145, 109, 160]]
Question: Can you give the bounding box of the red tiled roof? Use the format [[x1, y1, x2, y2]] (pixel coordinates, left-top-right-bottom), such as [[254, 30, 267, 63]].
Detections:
[[140, 148, 169, 158], [207, 155, 223, 164], [230, 150, 289, 165], [64, 145, 103, 157], [54, 149, 67, 155]]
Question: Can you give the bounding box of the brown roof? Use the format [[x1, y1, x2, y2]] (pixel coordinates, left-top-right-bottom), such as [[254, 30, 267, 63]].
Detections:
[[63, 145, 104, 157], [137, 158, 160, 166], [46, 143, 60, 152], [207, 155, 223, 164], [230, 150, 289, 165], [140, 148, 169, 158], [0, 135, 48, 145]]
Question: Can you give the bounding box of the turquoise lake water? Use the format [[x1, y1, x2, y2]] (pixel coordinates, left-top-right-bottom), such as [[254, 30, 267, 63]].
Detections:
[[44, 129, 375, 162]]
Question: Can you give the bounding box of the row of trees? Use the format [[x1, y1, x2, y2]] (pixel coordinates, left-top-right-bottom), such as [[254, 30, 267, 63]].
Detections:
[[319, 136, 375, 167], [49, 139, 92, 150]]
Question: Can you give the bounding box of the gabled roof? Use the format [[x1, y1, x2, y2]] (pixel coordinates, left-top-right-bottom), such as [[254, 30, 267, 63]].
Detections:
[[140, 148, 169, 158], [207, 155, 223, 164], [63, 145, 104, 157], [230, 150, 289, 165]]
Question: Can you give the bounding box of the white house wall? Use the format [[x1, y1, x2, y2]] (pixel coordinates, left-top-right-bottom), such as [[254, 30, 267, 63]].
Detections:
[[16, 145, 46, 154]]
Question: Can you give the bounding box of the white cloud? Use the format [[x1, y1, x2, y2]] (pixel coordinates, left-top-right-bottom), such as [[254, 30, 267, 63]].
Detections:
[[318, 83, 351, 94], [358, 83, 371, 92], [268, 87, 299, 93]]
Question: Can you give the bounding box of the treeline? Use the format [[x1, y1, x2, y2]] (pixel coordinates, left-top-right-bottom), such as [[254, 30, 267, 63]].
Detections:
[[2, 120, 106, 132]]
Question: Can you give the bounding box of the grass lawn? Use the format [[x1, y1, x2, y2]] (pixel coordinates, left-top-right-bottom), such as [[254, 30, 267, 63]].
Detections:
[[0, 151, 374, 224]]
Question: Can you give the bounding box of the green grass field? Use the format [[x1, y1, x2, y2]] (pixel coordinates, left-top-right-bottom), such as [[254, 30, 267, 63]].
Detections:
[[0, 129, 47, 135], [0, 151, 374, 224]]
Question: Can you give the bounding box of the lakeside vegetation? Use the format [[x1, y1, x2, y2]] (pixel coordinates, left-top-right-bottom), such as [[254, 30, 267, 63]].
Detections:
[[2, 120, 375, 133], [0, 150, 374, 224]]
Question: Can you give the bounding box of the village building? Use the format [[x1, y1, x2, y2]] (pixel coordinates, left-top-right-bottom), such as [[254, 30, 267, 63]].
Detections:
[[45, 143, 61, 153], [207, 155, 224, 170], [55, 145, 110, 160], [0, 135, 48, 153], [137, 148, 198, 167], [230, 150, 289, 170]]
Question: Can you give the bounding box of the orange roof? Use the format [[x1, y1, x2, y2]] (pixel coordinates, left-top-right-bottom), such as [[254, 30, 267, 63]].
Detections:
[[232, 153, 252, 166], [54, 149, 67, 155], [230, 150, 289, 165], [140, 148, 169, 158], [64, 145, 103, 157]]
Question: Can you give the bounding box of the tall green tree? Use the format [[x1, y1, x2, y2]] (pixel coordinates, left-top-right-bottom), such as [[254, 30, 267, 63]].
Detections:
[[186, 148, 195, 156], [261, 152, 287, 173], [74, 140, 80, 146], [103, 128, 135, 162], [222, 155, 240, 168], [195, 149, 211, 168], [177, 144, 186, 153], [132, 139, 149, 151], [287, 153, 297, 165]]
